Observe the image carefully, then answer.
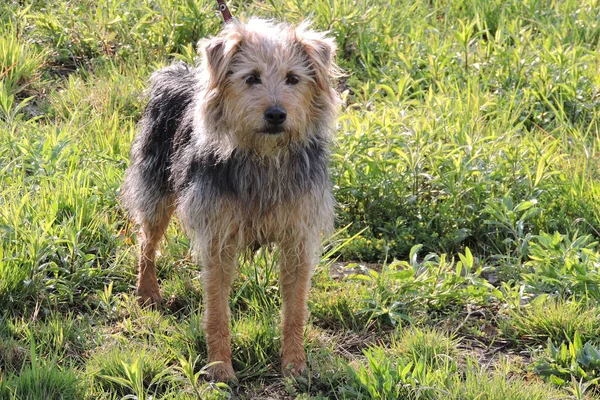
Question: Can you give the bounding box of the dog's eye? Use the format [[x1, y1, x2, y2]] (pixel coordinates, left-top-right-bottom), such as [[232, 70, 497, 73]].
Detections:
[[286, 75, 300, 85], [244, 74, 261, 85]]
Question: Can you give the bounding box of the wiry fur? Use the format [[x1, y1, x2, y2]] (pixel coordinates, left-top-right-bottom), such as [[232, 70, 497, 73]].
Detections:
[[121, 19, 339, 381]]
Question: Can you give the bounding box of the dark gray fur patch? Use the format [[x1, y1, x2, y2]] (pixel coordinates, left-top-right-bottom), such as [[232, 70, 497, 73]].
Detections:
[[121, 62, 197, 220], [172, 138, 330, 212]]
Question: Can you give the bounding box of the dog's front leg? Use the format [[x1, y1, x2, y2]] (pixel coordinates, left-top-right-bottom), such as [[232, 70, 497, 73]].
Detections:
[[278, 237, 316, 376], [201, 241, 238, 382]]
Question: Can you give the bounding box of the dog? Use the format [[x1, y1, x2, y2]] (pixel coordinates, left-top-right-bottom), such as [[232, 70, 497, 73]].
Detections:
[[121, 19, 339, 381]]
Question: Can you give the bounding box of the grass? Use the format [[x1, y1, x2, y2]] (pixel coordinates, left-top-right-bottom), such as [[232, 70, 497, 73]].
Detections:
[[2, 0, 600, 398]]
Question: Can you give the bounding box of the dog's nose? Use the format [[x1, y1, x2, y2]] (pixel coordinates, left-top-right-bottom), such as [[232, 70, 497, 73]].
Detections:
[[264, 106, 287, 125]]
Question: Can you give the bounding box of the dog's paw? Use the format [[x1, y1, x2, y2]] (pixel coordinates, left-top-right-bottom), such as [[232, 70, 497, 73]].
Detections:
[[136, 287, 162, 307], [208, 361, 236, 383], [281, 354, 307, 377]]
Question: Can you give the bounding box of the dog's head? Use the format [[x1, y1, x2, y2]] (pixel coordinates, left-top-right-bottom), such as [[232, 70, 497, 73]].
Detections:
[[198, 19, 339, 154]]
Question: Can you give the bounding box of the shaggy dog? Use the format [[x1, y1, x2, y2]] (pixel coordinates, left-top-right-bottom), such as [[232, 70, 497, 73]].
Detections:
[[121, 19, 339, 381]]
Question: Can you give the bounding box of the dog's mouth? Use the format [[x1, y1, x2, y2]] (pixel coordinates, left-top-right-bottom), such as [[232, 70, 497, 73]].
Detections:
[[261, 125, 286, 135]]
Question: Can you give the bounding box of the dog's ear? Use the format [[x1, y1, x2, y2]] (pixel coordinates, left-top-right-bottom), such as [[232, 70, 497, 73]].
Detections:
[[200, 29, 242, 91], [295, 23, 338, 91]]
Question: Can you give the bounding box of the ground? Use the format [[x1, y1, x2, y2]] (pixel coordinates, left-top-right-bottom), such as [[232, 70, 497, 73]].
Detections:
[[1, 0, 600, 399]]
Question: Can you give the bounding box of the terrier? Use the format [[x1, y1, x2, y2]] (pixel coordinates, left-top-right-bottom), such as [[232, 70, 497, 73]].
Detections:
[[121, 19, 339, 381]]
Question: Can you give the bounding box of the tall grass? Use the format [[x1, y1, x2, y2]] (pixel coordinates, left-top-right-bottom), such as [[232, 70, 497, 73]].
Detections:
[[1, 0, 600, 398]]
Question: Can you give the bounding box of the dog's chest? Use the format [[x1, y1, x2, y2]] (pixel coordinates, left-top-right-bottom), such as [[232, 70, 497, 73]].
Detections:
[[189, 142, 329, 209]]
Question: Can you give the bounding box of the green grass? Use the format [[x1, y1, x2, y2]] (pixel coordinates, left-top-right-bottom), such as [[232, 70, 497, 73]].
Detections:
[[2, 0, 600, 398]]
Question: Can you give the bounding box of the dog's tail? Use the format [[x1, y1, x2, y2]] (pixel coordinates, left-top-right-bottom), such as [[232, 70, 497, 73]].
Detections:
[[121, 62, 197, 225]]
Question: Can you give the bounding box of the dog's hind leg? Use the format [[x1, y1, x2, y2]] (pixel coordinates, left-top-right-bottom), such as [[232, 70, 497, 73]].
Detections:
[[136, 200, 174, 306]]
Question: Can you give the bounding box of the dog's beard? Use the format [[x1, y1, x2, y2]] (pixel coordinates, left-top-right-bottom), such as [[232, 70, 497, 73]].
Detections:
[[236, 129, 295, 159]]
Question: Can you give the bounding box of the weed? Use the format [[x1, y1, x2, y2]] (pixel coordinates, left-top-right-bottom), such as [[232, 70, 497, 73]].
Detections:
[[0, 30, 46, 94], [0, 340, 83, 400], [347, 245, 500, 327], [98, 356, 172, 400], [499, 296, 600, 345], [534, 332, 600, 388], [86, 344, 171, 397], [174, 355, 231, 399], [524, 231, 600, 299], [345, 346, 414, 400], [393, 327, 459, 370]]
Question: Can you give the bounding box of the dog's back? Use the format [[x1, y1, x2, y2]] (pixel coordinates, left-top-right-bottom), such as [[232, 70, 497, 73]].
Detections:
[[121, 63, 197, 224]]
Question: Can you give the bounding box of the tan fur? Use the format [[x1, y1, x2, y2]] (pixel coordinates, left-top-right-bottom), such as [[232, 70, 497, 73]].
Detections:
[[128, 18, 339, 382], [136, 201, 174, 305], [195, 20, 338, 159]]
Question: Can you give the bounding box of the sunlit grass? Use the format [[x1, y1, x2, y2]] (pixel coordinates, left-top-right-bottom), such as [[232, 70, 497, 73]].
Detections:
[[1, 0, 600, 398]]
